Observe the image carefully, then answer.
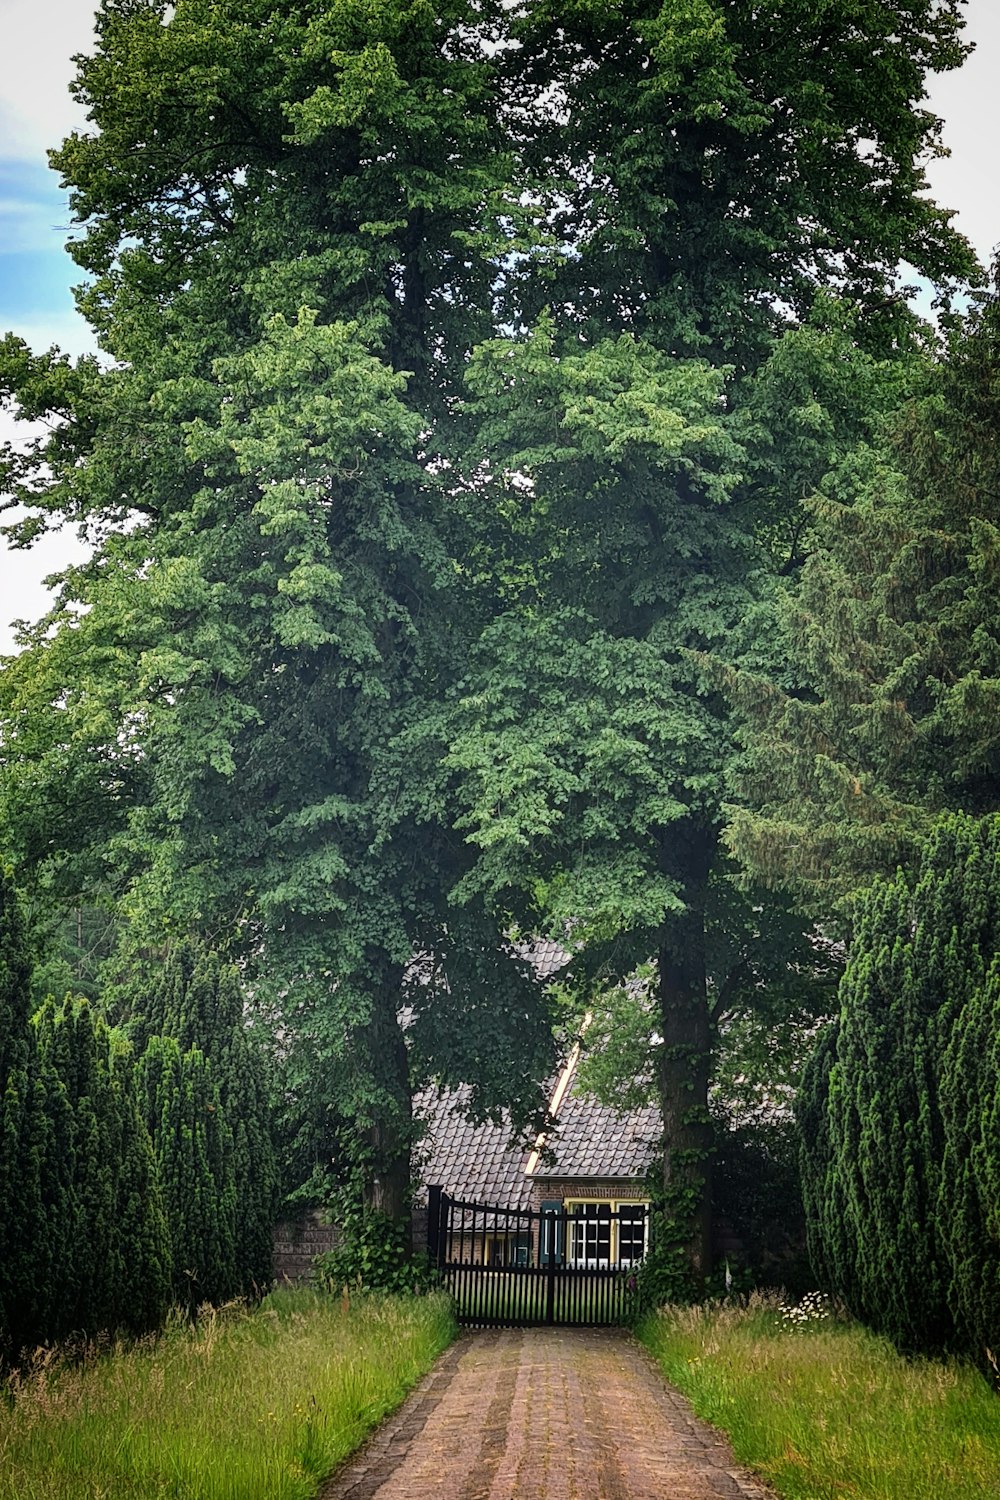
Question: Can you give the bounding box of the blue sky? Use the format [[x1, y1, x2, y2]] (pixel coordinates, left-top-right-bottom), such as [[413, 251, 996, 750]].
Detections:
[[1, 0, 999, 649], [0, 159, 86, 350]]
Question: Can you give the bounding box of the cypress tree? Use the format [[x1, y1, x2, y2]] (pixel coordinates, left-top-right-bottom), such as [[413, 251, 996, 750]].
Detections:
[[107, 1036, 173, 1334], [32, 997, 173, 1342], [800, 814, 1000, 1359], [136, 944, 277, 1296], [0, 871, 47, 1358], [138, 1034, 238, 1312]]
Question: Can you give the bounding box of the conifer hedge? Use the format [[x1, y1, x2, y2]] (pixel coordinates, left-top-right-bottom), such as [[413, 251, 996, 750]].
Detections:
[[0, 877, 277, 1359], [799, 814, 1000, 1362], [0, 875, 172, 1357], [136, 944, 278, 1305]]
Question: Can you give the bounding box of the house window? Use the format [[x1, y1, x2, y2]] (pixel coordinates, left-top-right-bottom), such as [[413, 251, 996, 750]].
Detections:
[[564, 1200, 649, 1267], [486, 1234, 531, 1267], [617, 1203, 648, 1267], [567, 1202, 612, 1267]]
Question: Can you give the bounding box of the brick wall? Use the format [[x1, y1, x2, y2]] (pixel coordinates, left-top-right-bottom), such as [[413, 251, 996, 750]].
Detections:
[[272, 1214, 340, 1283], [273, 1205, 433, 1284], [529, 1178, 647, 1208]]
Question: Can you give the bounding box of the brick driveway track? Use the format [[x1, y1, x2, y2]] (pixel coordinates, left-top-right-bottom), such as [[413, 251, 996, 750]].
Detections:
[[319, 1328, 775, 1500]]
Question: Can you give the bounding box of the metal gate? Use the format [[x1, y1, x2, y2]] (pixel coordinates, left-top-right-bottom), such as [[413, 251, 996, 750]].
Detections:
[[426, 1187, 646, 1328]]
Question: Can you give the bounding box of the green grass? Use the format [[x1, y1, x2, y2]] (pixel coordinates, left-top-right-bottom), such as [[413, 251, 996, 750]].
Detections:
[[638, 1293, 1000, 1500], [0, 1288, 455, 1500]]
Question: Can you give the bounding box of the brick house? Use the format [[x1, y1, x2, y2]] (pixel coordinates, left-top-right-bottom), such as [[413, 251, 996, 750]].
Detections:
[[416, 1007, 660, 1269], [274, 939, 662, 1279]]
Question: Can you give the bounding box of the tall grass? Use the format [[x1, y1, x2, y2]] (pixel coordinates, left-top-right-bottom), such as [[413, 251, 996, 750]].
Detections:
[[639, 1293, 1000, 1500], [0, 1288, 455, 1500]]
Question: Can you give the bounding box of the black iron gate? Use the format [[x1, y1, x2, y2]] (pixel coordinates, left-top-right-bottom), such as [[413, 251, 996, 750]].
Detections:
[[426, 1187, 647, 1328]]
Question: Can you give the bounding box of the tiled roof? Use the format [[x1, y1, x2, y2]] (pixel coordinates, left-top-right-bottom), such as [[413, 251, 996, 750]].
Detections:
[[416, 1057, 660, 1205], [532, 1060, 660, 1179], [416, 1086, 534, 1209], [413, 936, 659, 1205], [523, 936, 571, 982]]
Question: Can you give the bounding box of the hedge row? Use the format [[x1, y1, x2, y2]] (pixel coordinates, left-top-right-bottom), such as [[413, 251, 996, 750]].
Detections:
[[0, 875, 277, 1359], [799, 814, 1000, 1363]]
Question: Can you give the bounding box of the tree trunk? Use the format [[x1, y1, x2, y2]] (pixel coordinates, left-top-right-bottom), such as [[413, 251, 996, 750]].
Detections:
[[360, 975, 414, 1253], [656, 819, 716, 1286]]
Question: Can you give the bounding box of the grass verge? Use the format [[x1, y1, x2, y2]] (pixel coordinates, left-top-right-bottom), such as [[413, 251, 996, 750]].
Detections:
[[638, 1294, 1000, 1500], [0, 1287, 455, 1500]]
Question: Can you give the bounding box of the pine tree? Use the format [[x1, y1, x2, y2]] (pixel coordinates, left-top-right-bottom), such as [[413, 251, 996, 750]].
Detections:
[[724, 280, 1000, 909]]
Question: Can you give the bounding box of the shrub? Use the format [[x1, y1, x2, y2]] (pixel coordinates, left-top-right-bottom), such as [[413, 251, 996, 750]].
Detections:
[[798, 813, 1000, 1363]]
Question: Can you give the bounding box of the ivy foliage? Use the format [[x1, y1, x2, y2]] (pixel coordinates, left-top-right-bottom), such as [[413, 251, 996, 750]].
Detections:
[[314, 1184, 438, 1296]]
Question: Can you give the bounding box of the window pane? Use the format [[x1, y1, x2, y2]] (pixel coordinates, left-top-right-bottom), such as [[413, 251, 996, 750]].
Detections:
[[618, 1205, 647, 1265]]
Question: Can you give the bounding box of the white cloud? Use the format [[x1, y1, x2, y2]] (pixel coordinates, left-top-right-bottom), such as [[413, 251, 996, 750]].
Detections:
[[924, 5, 1000, 268], [0, 404, 91, 654], [0, 310, 98, 358], [0, 526, 90, 656], [0, 0, 97, 164]]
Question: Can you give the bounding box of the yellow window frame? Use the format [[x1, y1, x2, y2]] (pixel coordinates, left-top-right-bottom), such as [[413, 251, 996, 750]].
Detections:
[[563, 1198, 650, 1266]]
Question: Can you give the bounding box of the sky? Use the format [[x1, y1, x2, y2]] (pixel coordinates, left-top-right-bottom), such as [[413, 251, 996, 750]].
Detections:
[[1, 0, 999, 652]]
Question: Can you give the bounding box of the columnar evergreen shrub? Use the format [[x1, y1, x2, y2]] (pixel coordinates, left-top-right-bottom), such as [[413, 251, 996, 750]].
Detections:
[[1, 872, 171, 1356], [135, 944, 278, 1298], [32, 998, 172, 1342], [799, 814, 1000, 1360], [0, 869, 47, 1355], [137, 1035, 238, 1312]]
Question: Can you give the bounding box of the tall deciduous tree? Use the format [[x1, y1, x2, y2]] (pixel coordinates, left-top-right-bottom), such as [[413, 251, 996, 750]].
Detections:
[[0, 0, 980, 1271], [0, 0, 558, 1221], [441, 324, 958, 1279]]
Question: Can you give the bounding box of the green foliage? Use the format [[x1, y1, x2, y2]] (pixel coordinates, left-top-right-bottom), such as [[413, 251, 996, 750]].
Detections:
[[314, 1198, 438, 1296], [725, 283, 1000, 910], [713, 1120, 812, 1296], [0, 0, 982, 1277], [632, 1202, 701, 1315], [28, 906, 118, 1007], [137, 1035, 237, 1313], [510, 0, 977, 362], [131, 943, 279, 1295], [0, 876, 171, 1359], [799, 813, 1000, 1363], [32, 998, 173, 1344], [0, 0, 561, 1216], [0, 869, 46, 1356]]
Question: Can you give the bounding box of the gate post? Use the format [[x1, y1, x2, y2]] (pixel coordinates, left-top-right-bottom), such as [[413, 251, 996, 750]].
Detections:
[[545, 1211, 556, 1326], [427, 1185, 446, 1268]]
